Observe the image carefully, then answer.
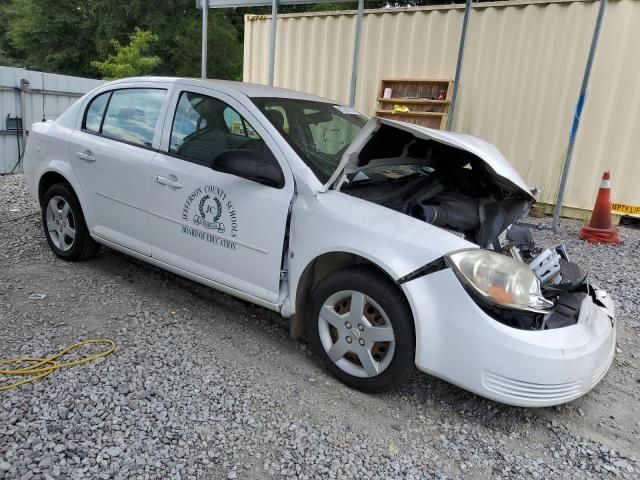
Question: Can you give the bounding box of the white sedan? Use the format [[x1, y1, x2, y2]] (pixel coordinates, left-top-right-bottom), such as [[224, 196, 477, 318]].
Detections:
[[23, 77, 616, 406]]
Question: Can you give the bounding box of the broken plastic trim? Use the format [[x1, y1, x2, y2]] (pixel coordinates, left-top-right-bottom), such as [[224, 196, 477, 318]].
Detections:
[[396, 257, 447, 285]]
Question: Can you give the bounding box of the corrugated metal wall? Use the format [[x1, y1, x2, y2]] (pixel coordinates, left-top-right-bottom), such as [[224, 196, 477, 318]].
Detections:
[[243, 0, 640, 214], [0, 66, 104, 173]]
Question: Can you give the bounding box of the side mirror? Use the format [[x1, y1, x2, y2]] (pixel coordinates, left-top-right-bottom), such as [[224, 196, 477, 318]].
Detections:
[[212, 149, 284, 188]]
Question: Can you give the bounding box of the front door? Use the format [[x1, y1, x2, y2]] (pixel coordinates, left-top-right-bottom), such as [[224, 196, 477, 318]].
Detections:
[[68, 86, 170, 255], [149, 88, 294, 304]]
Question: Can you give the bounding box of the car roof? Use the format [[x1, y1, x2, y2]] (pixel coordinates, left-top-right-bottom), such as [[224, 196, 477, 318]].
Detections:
[[107, 77, 336, 103]]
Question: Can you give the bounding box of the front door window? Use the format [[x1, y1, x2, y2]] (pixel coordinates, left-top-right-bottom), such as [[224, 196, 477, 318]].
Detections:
[[169, 91, 272, 169]]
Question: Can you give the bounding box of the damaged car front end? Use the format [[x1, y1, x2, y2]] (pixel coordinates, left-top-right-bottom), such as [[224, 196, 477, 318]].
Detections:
[[328, 117, 616, 406]]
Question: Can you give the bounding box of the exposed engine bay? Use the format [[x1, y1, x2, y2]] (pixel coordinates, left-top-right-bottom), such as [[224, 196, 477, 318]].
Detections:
[[338, 124, 534, 248], [337, 122, 596, 330]]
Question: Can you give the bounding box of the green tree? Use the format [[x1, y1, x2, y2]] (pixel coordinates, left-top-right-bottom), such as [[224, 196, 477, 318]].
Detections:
[[91, 28, 161, 79], [173, 11, 243, 80], [6, 0, 98, 75], [2, 0, 243, 80], [2, 0, 468, 80], [89, 0, 195, 75], [0, 0, 18, 65]]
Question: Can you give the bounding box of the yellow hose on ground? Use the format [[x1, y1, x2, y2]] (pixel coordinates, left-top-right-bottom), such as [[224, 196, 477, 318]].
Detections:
[[0, 339, 116, 392]]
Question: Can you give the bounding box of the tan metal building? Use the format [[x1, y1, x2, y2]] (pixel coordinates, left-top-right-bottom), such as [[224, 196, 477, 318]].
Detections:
[[243, 0, 640, 218]]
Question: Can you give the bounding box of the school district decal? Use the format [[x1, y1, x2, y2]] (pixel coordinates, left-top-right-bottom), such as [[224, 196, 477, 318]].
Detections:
[[182, 185, 238, 250]]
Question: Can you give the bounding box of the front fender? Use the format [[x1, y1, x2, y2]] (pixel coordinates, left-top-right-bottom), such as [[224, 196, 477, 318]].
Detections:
[[287, 190, 475, 310]]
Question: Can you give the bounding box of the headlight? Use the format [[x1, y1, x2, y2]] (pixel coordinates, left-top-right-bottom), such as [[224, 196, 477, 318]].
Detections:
[[446, 249, 554, 313]]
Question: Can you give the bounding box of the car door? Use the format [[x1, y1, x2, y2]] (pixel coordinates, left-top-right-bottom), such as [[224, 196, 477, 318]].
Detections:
[[68, 85, 171, 255], [149, 87, 294, 304]]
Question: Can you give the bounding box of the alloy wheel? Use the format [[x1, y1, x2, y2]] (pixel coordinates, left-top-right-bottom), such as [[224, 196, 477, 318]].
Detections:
[[46, 196, 76, 252]]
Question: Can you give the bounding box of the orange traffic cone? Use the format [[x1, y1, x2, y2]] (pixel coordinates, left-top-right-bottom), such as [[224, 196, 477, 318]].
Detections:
[[579, 170, 620, 244]]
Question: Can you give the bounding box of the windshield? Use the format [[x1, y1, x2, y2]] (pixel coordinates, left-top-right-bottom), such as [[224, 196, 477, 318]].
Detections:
[[252, 97, 368, 183]]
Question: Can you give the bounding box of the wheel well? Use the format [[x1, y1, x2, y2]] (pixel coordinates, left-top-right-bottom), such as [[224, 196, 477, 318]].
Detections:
[[38, 172, 71, 206], [290, 252, 404, 339]]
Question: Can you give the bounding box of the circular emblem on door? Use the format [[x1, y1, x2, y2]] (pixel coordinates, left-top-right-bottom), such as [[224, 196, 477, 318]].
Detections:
[[196, 194, 225, 233], [180, 185, 239, 250]]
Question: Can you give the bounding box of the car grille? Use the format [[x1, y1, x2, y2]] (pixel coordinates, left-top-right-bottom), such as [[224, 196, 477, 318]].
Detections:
[[482, 371, 583, 402]]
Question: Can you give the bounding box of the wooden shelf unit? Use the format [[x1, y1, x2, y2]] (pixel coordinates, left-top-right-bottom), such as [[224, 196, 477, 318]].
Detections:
[[376, 79, 454, 130]]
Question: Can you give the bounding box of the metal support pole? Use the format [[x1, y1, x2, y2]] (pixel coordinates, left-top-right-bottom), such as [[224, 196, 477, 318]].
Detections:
[[201, 0, 208, 79], [348, 0, 364, 107], [551, 0, 607, 230], [19, 90, 27, 151], [447, 0, 472, 131], [268, 0, 278, 86]]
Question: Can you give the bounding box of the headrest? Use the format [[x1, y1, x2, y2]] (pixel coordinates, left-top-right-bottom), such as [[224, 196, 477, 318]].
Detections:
[[265, 109, 285, 130]]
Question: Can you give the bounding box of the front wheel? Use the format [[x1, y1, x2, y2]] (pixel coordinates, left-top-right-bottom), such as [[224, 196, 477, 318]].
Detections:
[[305, 266, 415, 393]]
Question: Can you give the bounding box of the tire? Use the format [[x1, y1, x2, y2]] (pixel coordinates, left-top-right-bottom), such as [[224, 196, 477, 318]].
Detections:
[[41, 183, 99, 261], [305, 265, 415, 393]]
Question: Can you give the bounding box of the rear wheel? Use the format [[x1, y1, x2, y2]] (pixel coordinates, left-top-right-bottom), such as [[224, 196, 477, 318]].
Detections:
[[305, 266, 415, 393], [42, 183, 99, 261]]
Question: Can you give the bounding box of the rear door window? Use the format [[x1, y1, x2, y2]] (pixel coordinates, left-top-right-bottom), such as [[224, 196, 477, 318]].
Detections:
[[83, 92, 111, 133], [99, 89, 166, 147]]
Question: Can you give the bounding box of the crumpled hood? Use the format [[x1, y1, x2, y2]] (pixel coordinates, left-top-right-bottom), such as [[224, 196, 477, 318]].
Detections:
[[323, 117, 534, 198]]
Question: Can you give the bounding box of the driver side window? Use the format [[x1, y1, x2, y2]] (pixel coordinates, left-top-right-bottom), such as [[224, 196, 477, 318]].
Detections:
[[305, 109, 356, 156], [169, 91, 267, 168]]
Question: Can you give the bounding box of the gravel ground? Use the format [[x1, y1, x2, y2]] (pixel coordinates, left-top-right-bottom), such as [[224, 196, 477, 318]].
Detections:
[[1, 173, 639, 480]]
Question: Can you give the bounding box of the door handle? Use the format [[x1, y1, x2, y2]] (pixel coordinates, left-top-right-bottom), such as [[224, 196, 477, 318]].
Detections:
[[155, 175, 183, 189], [75, 150, 96, 162]]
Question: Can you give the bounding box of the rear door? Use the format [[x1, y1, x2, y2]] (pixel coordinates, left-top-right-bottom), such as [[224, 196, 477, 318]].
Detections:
[[68, 85, 171, 255], [149, 87, 294, 304]]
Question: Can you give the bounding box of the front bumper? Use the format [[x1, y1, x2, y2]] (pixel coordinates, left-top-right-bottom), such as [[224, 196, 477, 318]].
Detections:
[[403, 268, 616, 407]]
